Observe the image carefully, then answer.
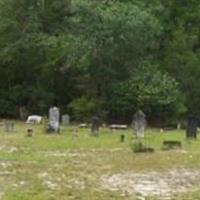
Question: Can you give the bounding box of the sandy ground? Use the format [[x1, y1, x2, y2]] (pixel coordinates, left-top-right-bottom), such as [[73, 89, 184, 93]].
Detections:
[[101, 169, 200, 199]]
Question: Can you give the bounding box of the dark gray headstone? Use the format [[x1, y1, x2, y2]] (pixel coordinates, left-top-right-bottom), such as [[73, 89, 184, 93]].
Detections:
[[91, 116, 100, 136], [19, 106, 28, 121]]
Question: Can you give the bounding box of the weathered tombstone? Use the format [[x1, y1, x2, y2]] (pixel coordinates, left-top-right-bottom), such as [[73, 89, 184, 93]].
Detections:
[[177, 122, 181, 130], [91, 116, 100, 136], [186, 115, 197, 139], [62, 114, 70, 125], [4, 122, 14, 133], [19, 106, 28, 121], [133, 110, 146, 138], [47, 106, 60, 133]]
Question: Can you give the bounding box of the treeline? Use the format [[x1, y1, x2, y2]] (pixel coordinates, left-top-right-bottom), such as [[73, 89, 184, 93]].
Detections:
[[0, 0, 200, 127]]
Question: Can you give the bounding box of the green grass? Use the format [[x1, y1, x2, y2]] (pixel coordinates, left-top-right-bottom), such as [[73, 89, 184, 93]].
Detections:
[[0, 122, 200, 199]]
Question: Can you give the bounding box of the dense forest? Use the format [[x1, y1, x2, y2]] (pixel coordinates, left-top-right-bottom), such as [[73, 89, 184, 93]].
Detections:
[[0, 0, 200, 128]]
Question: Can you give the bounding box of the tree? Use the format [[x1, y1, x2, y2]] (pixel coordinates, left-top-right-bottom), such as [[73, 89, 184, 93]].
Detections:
[[0, 0, 75, 116], [160, 0, 200, 138], [69, 1, 161, 120], [109, 65, 182, 124]]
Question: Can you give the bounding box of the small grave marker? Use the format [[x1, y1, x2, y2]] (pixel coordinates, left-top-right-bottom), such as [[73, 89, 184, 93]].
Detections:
[[4, 122, 14, 133], [62, 114, 70, 125]]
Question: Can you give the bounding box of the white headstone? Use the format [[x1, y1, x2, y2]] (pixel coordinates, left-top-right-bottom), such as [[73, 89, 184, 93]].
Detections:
[[133, 110, 146, 138], [62, 114, 70, 125], [49, 106, 60, 132]]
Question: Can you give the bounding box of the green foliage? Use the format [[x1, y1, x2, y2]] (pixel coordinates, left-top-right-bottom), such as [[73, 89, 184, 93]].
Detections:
[[0, 0, 199, 126], [71, 1, 161, 112], [0, 0, 75, 116], [132, 141, 144, 153], [109, 65, 182, 122], [160, 0, 200, 116], [131, 140, 154, 153], [68, 96, 96, 122]]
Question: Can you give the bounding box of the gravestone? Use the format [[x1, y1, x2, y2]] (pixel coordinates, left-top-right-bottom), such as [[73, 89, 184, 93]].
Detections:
[[19, 106, 28, 121], [62, 114, 70, 125], [133, 110, 146, 138], [47, 106, 60, 133], [177, 122, 181, 130], [186, 115, 197, 138], [91, 116, 100, 136], [4, 122, 14, 133]]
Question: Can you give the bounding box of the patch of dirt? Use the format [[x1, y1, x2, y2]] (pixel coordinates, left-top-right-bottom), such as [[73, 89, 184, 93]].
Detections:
[[101, 169, 200, 199], [38, 172, 85, 191], [0, 145, 28, 153], [43, 150, 91, 158], [0, 162, 12, 169], [12, 181, 27, 189], [43, 149, 128, 158], [38, 172, 58, 190]]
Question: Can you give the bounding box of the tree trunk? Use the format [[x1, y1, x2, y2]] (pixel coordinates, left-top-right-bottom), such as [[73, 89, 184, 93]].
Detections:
[[186, 115, 198, 139]]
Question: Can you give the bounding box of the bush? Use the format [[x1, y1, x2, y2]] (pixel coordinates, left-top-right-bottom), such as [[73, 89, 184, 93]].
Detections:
[[131, 141, 154, 153], [68, 96, 96, 122]]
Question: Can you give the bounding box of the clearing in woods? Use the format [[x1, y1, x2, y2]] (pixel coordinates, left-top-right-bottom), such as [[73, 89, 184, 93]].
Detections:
[[0, 122, 200, 200]]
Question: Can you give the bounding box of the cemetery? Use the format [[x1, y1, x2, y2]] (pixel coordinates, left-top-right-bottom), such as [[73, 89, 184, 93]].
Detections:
[[0, 0, 200, 199], [0, 114, 198, 200]]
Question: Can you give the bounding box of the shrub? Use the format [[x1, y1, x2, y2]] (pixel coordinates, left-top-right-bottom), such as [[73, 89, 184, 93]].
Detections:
[[68, 96, 96, 122], [131, 140, 154, 153]]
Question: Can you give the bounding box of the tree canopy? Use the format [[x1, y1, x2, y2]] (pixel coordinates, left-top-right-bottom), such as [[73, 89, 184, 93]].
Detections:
[[0, 0, 199, 131]]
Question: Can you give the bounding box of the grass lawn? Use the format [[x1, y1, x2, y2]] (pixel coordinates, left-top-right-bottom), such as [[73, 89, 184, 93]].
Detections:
[[0, 122, 200, 200]]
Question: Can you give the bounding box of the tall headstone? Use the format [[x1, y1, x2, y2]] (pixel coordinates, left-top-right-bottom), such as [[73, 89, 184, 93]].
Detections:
[[91, 115, 100, 136], [133, 110, 146, 138], [48, 106, 60, 133], [186, 115, 197, 138], [62, 114, 70, 125], [19, 106, 28, 121]]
